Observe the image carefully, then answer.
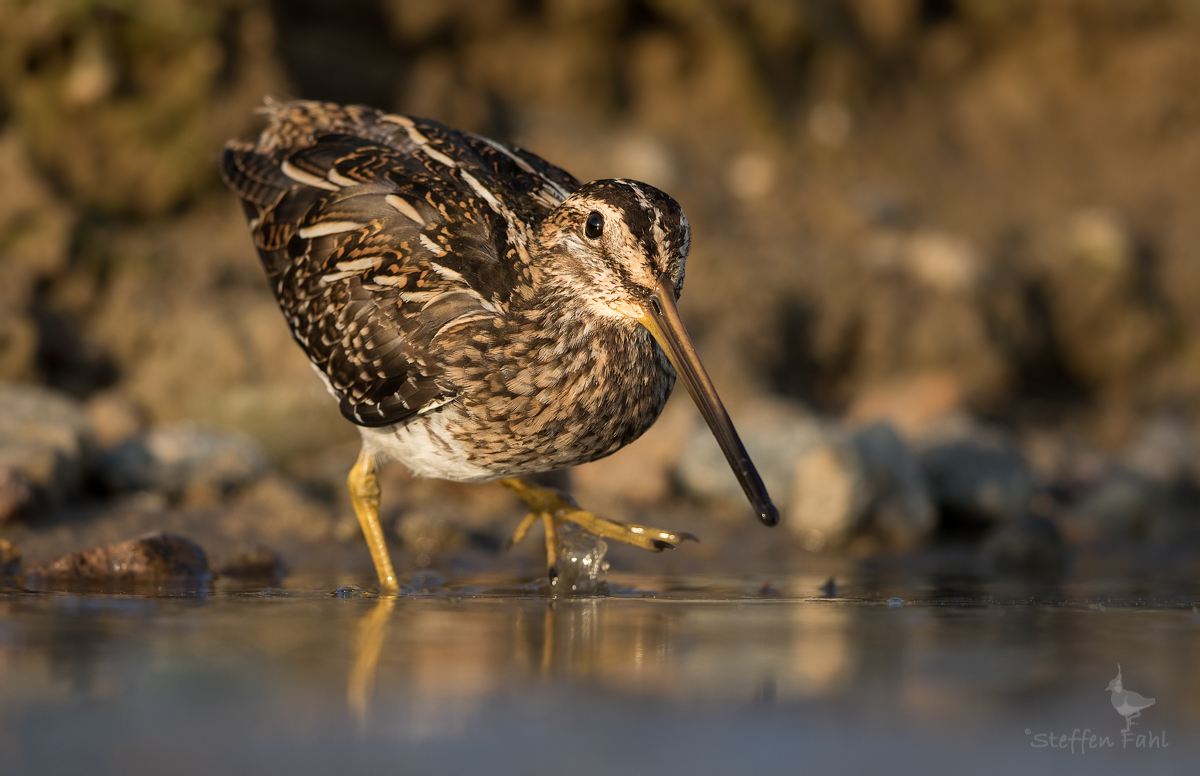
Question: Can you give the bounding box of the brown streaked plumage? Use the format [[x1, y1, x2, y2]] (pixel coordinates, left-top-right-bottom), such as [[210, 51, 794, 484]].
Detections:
[[222, 99, 777, 591]]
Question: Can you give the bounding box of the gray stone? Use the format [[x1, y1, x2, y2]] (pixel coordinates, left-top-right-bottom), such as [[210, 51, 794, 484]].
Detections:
[[0, 381, 94, 512], [853, 422, 937, 548], [674, 397, 827, 509], [787, 421, 935, 551], [1073, 468, 1159, 541], [96, 422, 269, 499], [919, 437, 1037, 525], [786, 432, 866, 550], [1121, 415, 1198, 484]]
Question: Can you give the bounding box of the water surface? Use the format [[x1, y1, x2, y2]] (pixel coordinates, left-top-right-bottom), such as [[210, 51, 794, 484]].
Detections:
[[1, 572, 1196, 775]]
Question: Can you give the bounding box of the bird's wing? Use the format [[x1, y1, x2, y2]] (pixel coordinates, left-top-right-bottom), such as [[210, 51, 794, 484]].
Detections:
[[1125, 691, 1155, 708], [221, 102, 578, 427]]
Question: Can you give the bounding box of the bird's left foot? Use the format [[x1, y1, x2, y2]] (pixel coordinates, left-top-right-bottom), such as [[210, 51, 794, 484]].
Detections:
[[499, 478, 697, 579]]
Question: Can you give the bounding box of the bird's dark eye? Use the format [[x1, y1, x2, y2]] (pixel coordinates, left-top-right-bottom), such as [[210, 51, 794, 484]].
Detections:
[[584, 211, 604, 239]]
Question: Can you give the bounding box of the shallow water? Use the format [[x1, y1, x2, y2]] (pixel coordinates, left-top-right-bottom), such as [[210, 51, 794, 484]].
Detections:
[[1, 571, 1197, 775]]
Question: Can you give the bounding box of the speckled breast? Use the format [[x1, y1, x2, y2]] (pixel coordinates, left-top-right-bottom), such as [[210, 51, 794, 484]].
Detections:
[[360, 316, 676, 481]]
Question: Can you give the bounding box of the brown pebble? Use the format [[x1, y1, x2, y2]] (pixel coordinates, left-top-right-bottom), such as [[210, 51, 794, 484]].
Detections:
[[26, 532, 209, 580], [0, 538, 20, 575]]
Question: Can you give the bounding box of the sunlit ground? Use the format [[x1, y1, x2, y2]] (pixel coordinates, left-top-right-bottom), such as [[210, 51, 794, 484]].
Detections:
[[2, 566, 1197, 776]]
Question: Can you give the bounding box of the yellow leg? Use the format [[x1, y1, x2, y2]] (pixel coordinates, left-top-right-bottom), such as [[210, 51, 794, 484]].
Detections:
[[348, 449, 399, 593], [499, 478, 697, 576]]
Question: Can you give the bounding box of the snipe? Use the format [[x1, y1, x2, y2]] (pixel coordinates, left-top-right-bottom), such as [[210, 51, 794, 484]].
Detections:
[[221, 100, 777, 592]]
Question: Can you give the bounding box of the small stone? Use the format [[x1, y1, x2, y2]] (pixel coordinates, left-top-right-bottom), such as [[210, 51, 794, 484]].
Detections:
[[0, 381, 93, 511], [26, 532, 209, 580], [1073, 468, 1159, 541], [787, 421, 935, 551], [887, 597, 905, 607], [1122, 415, 1198, 484], [820, 577, 839, 598], [853, 422, 937, 549], [332, 585, 367, 598], [676, 397, 825, 511], [787, 435, 867, 549], [0, 538, 21, 575], [919, 437, 1037, 526]]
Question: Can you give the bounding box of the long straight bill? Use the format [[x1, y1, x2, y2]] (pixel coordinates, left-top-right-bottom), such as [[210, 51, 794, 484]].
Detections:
[[639, 278, 780, 526]]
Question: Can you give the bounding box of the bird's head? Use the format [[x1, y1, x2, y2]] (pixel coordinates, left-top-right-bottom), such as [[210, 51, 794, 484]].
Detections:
[[1107, 664, 1123, 692], [537, 179, 778, 527], [537, 178, 689, 318]]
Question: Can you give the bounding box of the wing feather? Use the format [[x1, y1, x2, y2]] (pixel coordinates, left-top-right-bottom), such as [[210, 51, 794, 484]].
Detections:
[[222, 101, 578, 427]]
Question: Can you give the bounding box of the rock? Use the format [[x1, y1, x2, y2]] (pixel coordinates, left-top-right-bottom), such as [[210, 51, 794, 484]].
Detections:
[[787, 435, 866, 550], [981, 513, 1066, 573], [1121, 415, 1198, 484], [26, 532, 209, 580], [96, 422, 269, 500], [0, 538, 20, 575], [919, 437, 1037, 527], [1071, 468, 1159, 541], [215, 545, 286, 580], [0, 381, 94, 512], [787, 421, 935, 551], [853, 422, 937, 548], [675, 397, 826, 510]]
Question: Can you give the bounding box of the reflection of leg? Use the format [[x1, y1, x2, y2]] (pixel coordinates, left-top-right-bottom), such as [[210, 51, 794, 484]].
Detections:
[[348, 597, 396, 724], [348, 449, 399, 593], [499, 478, 697, 577], [541, 605, 554, 673]]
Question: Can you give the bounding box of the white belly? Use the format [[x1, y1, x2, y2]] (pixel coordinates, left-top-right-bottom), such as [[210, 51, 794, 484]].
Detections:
[[357, 413, 498, 482]]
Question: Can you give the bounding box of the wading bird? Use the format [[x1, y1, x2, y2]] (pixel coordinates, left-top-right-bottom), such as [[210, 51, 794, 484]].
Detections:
[[222, 101, 777, 592]]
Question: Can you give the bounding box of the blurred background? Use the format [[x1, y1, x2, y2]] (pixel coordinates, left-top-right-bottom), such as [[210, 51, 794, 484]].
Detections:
[[4, 0, 1200, 580]]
